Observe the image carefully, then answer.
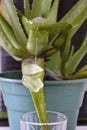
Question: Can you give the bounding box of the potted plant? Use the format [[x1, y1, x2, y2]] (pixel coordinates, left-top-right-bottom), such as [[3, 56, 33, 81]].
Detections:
[[0, 0, 87, 130]]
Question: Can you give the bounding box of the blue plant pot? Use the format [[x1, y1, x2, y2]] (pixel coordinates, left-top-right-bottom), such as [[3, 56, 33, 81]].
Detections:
[[0, 71, 87, 130]]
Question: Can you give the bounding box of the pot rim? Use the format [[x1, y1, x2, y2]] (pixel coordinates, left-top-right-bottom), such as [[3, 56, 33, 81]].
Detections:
[[0, 71, 87, 84]]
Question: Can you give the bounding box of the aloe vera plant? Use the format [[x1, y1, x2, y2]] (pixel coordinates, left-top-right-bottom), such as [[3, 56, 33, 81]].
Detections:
[[0, 0, 87, 129]]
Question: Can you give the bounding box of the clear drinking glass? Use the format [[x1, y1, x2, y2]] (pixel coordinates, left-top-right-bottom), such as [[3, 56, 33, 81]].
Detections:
[[20, 111, 67, 130]]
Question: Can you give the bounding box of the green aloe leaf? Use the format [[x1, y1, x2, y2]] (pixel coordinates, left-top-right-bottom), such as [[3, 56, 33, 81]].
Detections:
[[47, 25, 72, 72], [22, 58, 49, 130], [60, 31, 71, 77], [65, 35, 87, 75], [0, 14, 21, 49], [5, 0, 27, 46], [31, 89, 49, 130], [46, 51, 61, 74], [61, 0, 87, 37], [22, 18, 71, 57], [0, 23, 33, 60], [65, 71, 87, 80], [67, 45, 74, 62], [27, 30, 49, 55], [0, 0, 11, 25], [41, 0, 52, 18], [77, 65, 87, 73], [24, 0, 31, 19], [51, 25, 72, 49], [47, 0, 59, 22], [0, 24, 21, 60], [21, 15, 71, 40], [48, 0, 87, 72], [31, 0, 42, 19]]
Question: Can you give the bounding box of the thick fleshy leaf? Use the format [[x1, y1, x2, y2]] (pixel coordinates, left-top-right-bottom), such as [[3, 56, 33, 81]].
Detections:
[[0, 24, 33, 60], [31, 88, 49, 130], [65, 35, 87, 75], [41, 0, 52, 18], [61, 0, 87, 37], [27, 30, 49, 55], [21, 16, 71, 40], [60, 31, 71, 77], [24, 0, 31, 19], [0, 25, 22, 60], [0, 0, 12, 26], [0, 14, 21, 49], [47, 0, 59, 22], [22, 59, 45, 92], [22, 58, 48, 128], [5, 0, 27, 46], [46, 51, 61, 71], [31, 0, 42, 19], [47, 0, 87, 72]]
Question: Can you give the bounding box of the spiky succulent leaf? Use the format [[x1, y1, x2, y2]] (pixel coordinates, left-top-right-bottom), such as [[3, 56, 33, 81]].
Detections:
[[41, 0, 52, 18], [47, 0, 59, 22], [24, 0, 31, 19], [65, 35, 87, 75], [66, 45, 74, 62], [5, 0, 27, 47], [60, 31, 71, 77], [61, 0, 87, 37], [46, 51, 61, 72], [31, 0, 42, 19], [0, 14, 21, 49], [0, 0, 12, 26], [65, 71, 87, 80], [0, 24, 22, 60], [77, 65, 87, 73], [0, 17, 33, 60], [48, 0, 87, 72]]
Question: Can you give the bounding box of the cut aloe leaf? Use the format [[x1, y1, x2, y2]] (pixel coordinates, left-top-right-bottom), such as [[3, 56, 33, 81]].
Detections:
[[22, 58, 49, 129], [21, 15, 71, 39], [27, 30, 49, 55]]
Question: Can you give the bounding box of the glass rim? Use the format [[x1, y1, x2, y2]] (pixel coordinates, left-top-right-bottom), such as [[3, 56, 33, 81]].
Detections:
[[20, 111, 67, 126]]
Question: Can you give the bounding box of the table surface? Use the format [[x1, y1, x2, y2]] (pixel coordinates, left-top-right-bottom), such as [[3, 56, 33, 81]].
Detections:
[[0, 126, 87, 130]]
